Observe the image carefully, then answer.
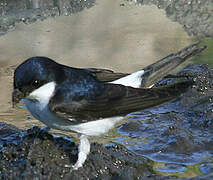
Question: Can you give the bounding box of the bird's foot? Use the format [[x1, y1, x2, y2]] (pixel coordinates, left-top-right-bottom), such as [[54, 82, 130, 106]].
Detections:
[[69, 134, 90, 170], [64, 162, 82, 170], [72, 161, 83, 170], [64, 160, 83, 170]]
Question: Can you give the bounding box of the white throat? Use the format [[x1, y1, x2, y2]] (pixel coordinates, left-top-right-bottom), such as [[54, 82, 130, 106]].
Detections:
[[29, 81, 56, 105]]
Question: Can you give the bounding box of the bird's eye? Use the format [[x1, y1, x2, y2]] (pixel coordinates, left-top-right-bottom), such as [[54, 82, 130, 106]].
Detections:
[[32, 80, 40, 87]]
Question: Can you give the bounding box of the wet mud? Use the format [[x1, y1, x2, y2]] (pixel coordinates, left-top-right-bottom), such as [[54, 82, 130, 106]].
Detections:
[[119, 63, 213, 178], [0, 124, 162, 180]]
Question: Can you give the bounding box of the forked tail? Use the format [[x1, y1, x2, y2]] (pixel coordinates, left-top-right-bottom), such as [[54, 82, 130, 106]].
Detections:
[[140, 41, 206, 87]]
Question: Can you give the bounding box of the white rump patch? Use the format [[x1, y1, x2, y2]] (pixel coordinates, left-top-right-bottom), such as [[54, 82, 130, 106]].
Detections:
[[110, 70, 144, 88]]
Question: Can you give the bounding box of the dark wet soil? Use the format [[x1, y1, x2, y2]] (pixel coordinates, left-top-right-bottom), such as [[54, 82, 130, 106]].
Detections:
[[0, 64, 212, 179], [0, 124, 162, 180], [119, 63, 213, 178]]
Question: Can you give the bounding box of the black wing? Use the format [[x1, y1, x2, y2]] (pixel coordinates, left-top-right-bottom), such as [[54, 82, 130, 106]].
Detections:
[[86, 68, 129, 82], [49, 80, 192, 124]]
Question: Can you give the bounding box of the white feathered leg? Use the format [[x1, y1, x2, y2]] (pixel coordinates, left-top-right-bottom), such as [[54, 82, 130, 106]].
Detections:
[[73, 134, 90, 170]]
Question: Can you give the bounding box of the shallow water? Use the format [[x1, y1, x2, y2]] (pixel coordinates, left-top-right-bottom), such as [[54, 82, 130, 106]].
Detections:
[[0, 0, 212, 178]]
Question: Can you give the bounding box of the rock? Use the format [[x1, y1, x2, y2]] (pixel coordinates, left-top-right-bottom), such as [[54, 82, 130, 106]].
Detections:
[[0, 125, 159, 179], [0, 0, 95, 35]]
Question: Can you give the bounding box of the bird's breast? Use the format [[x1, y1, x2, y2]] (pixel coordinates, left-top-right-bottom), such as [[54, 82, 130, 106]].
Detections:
[[23, 99, 124, 136], [23, 99, 72, 131]]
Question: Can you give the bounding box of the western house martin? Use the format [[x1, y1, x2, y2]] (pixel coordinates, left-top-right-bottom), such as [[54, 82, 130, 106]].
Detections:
[[12, 42, 206, 169]]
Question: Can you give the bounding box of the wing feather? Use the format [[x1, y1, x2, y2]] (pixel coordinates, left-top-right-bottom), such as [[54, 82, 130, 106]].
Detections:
[[86, 68, 129, 82], [49, 80, 192, 123]]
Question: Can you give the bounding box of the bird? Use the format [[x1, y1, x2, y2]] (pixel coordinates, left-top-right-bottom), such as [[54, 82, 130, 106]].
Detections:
[[12, 42, 206, 169]]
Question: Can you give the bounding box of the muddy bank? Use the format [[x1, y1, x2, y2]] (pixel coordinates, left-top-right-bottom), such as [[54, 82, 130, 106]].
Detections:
[[0, 63, 213, 179], [0, 124, 165, 180], [1, 0, 212, 37], [135, 0, 213, 37], [0, 0, 95, 35]]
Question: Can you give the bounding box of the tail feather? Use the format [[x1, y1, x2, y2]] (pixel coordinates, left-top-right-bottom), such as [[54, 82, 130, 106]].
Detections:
[[140, 41, 206, 87]]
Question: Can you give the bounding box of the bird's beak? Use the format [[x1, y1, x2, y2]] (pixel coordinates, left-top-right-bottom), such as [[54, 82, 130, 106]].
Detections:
[[12, 88, 25, 107]]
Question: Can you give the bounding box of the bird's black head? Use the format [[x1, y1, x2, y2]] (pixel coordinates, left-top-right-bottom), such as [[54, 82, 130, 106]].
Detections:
[[12, 56, 66, 105]]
